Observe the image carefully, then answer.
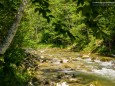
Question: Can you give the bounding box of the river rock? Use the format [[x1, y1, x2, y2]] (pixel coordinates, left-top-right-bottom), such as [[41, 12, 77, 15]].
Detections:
[[56, 82, 69, 86], [69, 78, 81, 83], [51, 58, 61, 64], [60, 59, 68, 63]]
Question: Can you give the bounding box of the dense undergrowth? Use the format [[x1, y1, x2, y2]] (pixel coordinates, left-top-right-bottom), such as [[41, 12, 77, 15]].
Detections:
[[0, 47, 30, 86]]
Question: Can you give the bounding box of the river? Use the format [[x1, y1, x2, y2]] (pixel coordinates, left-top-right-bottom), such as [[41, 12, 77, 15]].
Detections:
[[25, 48, 115, 86]]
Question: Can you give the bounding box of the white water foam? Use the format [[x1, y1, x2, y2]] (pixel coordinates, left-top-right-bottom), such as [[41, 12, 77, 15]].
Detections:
[[92, 68, 115, 79]]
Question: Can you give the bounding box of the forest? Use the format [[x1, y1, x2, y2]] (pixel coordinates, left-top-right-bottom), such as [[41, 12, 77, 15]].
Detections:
[[0, 0, 115, 86]]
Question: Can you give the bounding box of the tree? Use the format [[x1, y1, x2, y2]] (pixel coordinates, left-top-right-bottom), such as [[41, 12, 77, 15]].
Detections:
[[77, 0, 115, 54], [0, 0, 28, 54]]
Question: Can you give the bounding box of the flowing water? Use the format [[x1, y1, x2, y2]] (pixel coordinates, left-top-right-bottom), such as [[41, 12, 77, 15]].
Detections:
[[55, 57, 115, 86], [27, 48, 115, 86]]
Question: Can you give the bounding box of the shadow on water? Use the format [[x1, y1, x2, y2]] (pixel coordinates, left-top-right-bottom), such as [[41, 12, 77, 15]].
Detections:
[[73, 71, 115, 86]]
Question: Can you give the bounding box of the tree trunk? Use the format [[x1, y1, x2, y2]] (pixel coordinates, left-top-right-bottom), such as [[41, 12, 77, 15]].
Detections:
[[0, 0, 28, 54]]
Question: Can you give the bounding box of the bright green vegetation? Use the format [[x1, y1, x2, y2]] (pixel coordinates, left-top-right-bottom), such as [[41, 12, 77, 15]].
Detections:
[[0, 0, 115, 86]]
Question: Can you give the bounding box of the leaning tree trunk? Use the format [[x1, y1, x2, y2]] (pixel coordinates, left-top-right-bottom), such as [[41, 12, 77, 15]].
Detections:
[[0, 0, 28, 54]]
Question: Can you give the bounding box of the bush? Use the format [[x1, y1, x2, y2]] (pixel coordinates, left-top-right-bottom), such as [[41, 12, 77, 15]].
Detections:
[[0, 47, 30, 86]]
